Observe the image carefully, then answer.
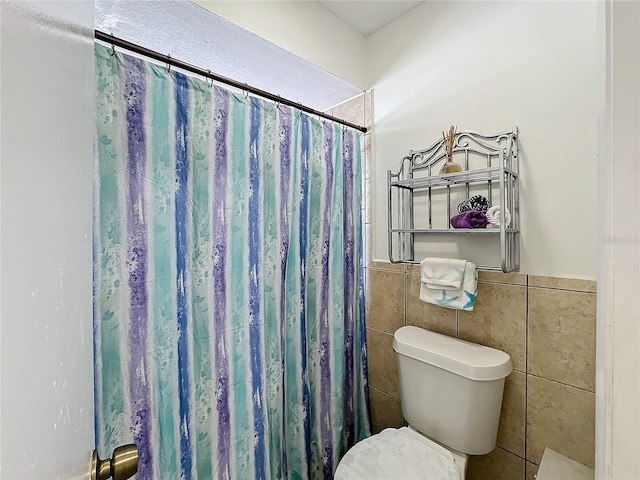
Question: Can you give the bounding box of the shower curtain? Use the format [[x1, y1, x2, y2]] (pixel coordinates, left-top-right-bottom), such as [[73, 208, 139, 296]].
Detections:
[[93, 44, 369, 480]]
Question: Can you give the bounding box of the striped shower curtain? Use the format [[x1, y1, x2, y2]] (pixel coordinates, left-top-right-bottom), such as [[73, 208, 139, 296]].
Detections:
[[93, 44, 369, 480]]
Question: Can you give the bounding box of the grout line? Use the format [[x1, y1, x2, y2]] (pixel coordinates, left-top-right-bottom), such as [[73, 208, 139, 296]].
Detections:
[[495, 445, 527, 462], [527, 284, 597, 294], [525, 372, 596, 394], [365, 325, 397, 335], [366, 264, 406, 273], [477, 279, 527, 287], [368, 384, 400, 401], [524, 273, 529, 472], [403, 271, 408, 327]]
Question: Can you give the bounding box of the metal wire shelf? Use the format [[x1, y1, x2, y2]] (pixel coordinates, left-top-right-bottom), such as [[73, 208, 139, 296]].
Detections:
[[387, 127, 520, 272]]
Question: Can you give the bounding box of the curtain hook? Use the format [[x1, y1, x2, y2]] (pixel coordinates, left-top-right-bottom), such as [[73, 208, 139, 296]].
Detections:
[[166, 54, 171, 73], [243, 83, 249, 99], [107, 33, 116, 56], [206, 70, 213, 88]]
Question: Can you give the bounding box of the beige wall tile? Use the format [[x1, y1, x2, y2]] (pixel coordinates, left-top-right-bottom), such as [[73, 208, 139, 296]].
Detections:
[[364, 89, 373, 131], [369, 387, 404, 434], [332, 94, 365, 127], [478, 270, 527, 285], [526, 375, 595, 468], [406, 273, 457, 337], [365, 224, 372, 265], [528, 288, 596, 392], [363, 134, 372, 180], [366, 328, 399, 396], [367, 260, 404, 272], [361, 268, 596, 477], [497, 371, 526, 457], [467, 447, 525, 480], [529, 275, 596, 293], [525, 462, 538, 480], [406, 264, 421, 275], [365, 270, 405, 333], [459, 282, 527, 371], [364, 178, 372, 224]]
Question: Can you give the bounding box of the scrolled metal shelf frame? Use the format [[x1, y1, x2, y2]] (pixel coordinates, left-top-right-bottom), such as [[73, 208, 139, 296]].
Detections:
[[387, 127, 520, 272]]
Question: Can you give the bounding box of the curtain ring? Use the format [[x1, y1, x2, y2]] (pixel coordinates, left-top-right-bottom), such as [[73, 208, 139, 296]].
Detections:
[[166, 54, 171, 73]]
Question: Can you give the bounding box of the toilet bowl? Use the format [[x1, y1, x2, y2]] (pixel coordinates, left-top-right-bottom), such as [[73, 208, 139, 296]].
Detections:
[[335, 326, 512, 480], [335, 426, 466, 480]]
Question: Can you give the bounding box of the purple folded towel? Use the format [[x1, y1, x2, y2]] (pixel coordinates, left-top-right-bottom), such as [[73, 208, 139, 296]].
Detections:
[[450, 211, 489, 229]]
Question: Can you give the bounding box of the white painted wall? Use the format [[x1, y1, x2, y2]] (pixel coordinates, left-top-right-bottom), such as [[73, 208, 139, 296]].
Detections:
[[98, 0, 362, 112], [596, 1, 640, 478], [0, 1, 95, 478], [191, 0, 367, 89], [367, 1, 598, 277]]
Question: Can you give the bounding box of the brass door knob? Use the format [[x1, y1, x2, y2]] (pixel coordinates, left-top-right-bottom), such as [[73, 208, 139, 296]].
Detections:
[[91, 444, 138, 480]]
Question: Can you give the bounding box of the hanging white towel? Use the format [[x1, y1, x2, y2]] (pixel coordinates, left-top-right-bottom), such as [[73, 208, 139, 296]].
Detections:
[[420, 258, 467, 289], [420, 258, 478, 311]]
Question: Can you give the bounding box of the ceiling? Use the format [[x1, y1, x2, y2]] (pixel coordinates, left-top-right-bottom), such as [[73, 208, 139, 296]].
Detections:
[[317, 1, 424, 36]]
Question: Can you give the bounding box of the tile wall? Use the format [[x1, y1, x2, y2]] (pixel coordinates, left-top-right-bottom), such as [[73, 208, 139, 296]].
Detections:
[[366, 265, 596, 480], [329, 92, 596, 479]]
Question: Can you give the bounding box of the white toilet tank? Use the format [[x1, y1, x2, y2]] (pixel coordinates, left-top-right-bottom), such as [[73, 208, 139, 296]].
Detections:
[[393, 326, 512, 456]]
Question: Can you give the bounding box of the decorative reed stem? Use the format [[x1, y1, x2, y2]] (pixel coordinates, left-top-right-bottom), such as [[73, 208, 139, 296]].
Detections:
[[442, 125, 456, 158]]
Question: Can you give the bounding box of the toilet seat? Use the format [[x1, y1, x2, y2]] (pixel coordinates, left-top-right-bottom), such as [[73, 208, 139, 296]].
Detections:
[[334, 427, 462, 480]]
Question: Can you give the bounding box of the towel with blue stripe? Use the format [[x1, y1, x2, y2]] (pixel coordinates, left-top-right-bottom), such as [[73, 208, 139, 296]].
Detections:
[[419, 258, 478, 311]]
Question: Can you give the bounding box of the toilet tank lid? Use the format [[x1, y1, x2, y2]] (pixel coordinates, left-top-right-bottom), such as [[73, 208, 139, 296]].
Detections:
[[393, 326, 512, 381]]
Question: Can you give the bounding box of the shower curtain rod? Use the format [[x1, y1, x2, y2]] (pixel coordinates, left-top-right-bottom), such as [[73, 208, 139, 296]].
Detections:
[[95, 30, 368, 133]]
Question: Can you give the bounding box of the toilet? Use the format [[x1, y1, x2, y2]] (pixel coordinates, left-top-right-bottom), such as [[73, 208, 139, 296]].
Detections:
[[335, 325, 512, 479]]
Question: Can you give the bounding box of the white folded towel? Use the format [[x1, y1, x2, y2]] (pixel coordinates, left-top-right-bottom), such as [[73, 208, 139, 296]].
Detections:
[[486, 205, 511, 227], [420, 258, 478, 311], [421, 258, 467, 289]]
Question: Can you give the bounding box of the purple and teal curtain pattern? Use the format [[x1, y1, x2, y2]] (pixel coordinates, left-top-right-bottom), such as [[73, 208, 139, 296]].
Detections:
[[93, 44, 369, 479]]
